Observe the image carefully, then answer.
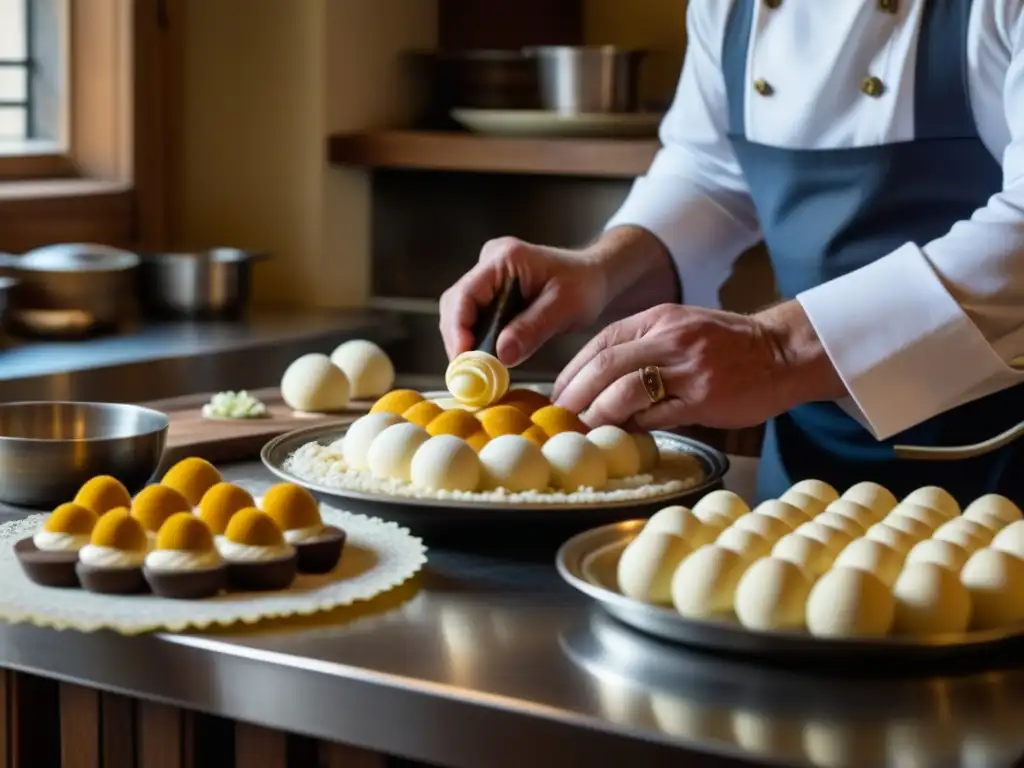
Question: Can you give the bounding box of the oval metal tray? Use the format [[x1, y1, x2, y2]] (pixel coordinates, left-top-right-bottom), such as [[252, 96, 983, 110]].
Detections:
[[556, 521, 1024, 661]]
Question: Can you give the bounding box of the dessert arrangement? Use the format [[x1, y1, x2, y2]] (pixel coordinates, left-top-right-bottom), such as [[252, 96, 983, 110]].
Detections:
[[610, 480, 1024, 640]]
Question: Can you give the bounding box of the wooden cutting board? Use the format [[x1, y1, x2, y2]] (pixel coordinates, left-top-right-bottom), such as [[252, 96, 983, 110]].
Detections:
[[143, 387, 370, 466]]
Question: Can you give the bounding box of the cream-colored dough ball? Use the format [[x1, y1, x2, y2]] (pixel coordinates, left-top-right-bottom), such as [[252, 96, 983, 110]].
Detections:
[[692, 490, 750, 524], [342, 412, 404, 470], [616, 531, 692, 605], [586, 425, 642, 479], [806, 567, 895, 638], [892, 562, 971, 635], [280, 353, 351, 412], [632, 432, 661, 474], [733, 512, 791, 543], [885, 503, 946, 532], [842, 482, 898, 517], [697, 509, 736, 534], [645, 506, 719, 549], [824, 499, 876, 531], [794, 521, 853, 557], [834, 538, 904, 588], [968, 511, 1008, 535], [772, 533, 834, 576], [902, 486, 960, 520], [906, 538, 970, 573], [864, 523, 916, 556], [671, 545, 748, 619], [991, 520, 1024, 559], [754, 499, 810, 530], [787, 479, 839, 505], [882, 514, 931, 543], [960, 548, 1024, 630], [410, 434, 481, 492], [367, 422, 430, 482], [329, 339, 395, 399], [934, 519, 992, 551], [541, 432, 608, 492], [734, 556, 813, 631], [815, 510, 866, 538], [779, 490, 827, 517], [477, 434, 550, 492], [964, 494, 1023, 526], [715, 526, 772, 563]]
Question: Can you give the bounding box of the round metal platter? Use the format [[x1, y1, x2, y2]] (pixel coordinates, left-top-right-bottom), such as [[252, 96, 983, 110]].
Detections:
[[556, 521, 1024, 661]]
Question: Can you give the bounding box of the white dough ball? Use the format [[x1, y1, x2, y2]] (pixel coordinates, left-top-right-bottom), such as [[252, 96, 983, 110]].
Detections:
[[715, 526, 772, 562], [541, 432, 608, 491], [671, 545, 748, 619], [280, 353, 351, 412], [645, 506, 719, 548], [834, 538, 904, 588], [734, 556, 813, 631], [968, 511, 1007, 535], [902, 486, 960, 520], [934, 519, 991, 551], [964, 494, 1023, 526], [824, 499, 876, 531], [410, 435, 481, 492], [815, 510, 865, 538], [616, 531, 692, 604], [881, 515, 931, 543], [754, 500, 810, 530], [342, 412, 404, 470], [794, 521, 852, 557], [885, 503, 945, 532], [477, 435, 550, 492], [892, 562, 971, 635], [733, 512, 791, 543], [842, 482, 898, 517], [367, 422, 430, 481], [779, 490, 827, 517], [697, 509, 736, 533], [906, 539, 970, 573], [329, 339, 395, 399], [991, 520, 1024, 559], [772, 533, 834, 576], [960, 548, 1024, 630], [806, 567, 895, 638], [632, 432, 660, 473], [787, 479, 839, 505], [692, 490, 749, 523], [586, 426, 642, 479]]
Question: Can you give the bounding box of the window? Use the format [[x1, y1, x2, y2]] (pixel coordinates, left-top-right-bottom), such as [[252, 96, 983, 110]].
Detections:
[[0, 0, 31, 141]]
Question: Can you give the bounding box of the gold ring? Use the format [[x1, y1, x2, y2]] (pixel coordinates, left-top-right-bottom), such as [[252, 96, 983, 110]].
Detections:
[[639, 365, 666, 404]]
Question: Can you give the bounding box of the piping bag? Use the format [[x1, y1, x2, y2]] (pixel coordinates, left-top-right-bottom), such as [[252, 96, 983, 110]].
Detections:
[[471, 275, 528, 356]]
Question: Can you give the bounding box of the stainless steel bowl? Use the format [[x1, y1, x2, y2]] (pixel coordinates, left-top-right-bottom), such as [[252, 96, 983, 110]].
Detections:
[[0, 402, 169, 508], [139, 248, 269, 320], [529, 45, 647, 114]]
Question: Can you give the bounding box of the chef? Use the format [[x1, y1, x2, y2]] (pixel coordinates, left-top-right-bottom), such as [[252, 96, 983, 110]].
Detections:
[[439, 0, 1024, 503]]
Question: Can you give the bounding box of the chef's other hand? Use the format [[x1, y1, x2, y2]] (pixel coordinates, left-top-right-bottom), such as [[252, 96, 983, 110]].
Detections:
[[439, 237, 608, 367], [553, 301, 846, 430]]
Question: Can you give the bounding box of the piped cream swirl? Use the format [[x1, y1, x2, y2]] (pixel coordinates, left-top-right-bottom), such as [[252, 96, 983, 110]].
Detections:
[[445, 351, 510, 409], [33, 531, 90, 552], [79, 545, 146, 568]]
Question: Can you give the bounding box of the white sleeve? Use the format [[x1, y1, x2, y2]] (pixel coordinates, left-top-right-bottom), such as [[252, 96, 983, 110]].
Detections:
[[604, 0, 762, 308], [797, 7, 1024, 441]]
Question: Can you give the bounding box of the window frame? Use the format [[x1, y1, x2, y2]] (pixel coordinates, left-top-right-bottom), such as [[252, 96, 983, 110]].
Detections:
[[0, 0, 182, 251]]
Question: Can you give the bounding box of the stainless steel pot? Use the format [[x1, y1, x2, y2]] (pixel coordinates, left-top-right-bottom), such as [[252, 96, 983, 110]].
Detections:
[[138, 248, 269, 320], [0, 243, 140, 337], [528, 45, 647, 114]]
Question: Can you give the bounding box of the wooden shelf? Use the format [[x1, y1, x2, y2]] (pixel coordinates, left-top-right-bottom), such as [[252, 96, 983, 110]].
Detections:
[[327, 130, 658, 178]]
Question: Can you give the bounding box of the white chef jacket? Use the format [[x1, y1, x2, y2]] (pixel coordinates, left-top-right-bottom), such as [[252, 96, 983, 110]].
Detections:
[[606, 0, 1024, 441]]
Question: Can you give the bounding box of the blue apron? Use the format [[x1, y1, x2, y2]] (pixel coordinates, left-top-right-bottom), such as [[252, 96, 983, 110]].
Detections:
[[722, 0, 1024, 506]]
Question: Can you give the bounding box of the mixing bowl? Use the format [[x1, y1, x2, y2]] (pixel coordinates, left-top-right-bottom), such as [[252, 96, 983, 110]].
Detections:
[[0, 402, 169, 508]]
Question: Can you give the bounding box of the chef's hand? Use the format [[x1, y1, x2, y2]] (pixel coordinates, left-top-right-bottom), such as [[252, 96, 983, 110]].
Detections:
[[552, 301, 847, 430], [439, 237, 609, 367]]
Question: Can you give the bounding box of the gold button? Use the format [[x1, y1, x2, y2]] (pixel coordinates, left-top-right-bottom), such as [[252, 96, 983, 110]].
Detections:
[[861, 76, 885, 97], [877, 0, 898, 12], [765, 0, 782, 8], [754, 79, 774, 96]]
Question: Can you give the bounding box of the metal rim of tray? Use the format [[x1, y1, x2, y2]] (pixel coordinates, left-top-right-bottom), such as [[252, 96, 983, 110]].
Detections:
[[260, 423, 729, 513], [556, 520, 1024, 658]]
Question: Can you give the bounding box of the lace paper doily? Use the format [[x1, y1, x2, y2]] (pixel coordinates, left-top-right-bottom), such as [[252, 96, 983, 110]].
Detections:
[[0, 506, 427, 635]]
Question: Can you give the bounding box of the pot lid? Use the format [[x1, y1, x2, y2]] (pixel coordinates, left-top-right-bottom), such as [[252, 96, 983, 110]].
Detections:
[[17, 243, 140, 272]]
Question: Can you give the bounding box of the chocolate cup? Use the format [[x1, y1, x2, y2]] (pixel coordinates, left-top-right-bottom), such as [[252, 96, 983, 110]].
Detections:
[[226, 554, 297, 592], [14, 537, 80, 588], [294, 527, 346, 574], [144, 564, 228, 600], [76, 562, 148, 595]]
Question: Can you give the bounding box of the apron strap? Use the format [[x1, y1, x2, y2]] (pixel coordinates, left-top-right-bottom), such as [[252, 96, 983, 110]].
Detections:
[[915, 0, 980, 140], [723, 0, 755, 138]]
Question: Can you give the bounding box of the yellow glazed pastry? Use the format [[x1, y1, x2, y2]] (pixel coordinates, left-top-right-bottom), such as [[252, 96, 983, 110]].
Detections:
[[132, 485, 191, 534], [445, 350, 510, 409], [476, 405, 532, 438], [224, 508, 287, 548], [370, 389, 423, 416], [162, 457, 223, 506], [144, 513, 226, 598], [531, 405, 587, 437], [497, 388, 551, 416], [221, 508, 297, 591], [198, 483, 256, 534], [261, 483, 321, 531], [260, 483, 345, 574], [402, 400, 445, 428], [520, 425, 549, 447], [426, 410, 483, 440], [155, 512, 216, 552], [466, 431, 491, 452], [75, 509, 150, 594], [89, 508, 149, 552], [34, 503, 99, 552], [74, 475, 132, 516]]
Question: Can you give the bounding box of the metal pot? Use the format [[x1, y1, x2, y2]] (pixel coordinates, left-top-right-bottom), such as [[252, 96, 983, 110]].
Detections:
[[138, 248, 268, 320], [0, 243, 140, 337], [528, 45, 647, 114]]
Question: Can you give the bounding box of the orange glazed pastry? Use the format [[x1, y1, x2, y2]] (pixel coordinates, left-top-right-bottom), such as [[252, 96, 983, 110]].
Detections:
[[75, 509, 149, 594], [476, 405, 532, 439], [370, 389, 424, 416], [16, 503, 99, 587], [497, 389, 551, 416], [220, 508, 297, 591], [198, 483, 256, 535], [466, 431, 491, 452], [162, 457, 223, 507], [530, 405, 587, 437], [74, 475, 132, 516], [260, 483, 345, 574], [402, 400, 444, 428], [520, 425, 549, 447], [144, 513, 227, 599], [426, 410, 482, 440], [131, 485, 192, 542]]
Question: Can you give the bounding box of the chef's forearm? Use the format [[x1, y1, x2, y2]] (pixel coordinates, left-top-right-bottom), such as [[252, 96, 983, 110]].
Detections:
[[584, 225, 680, 320]]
